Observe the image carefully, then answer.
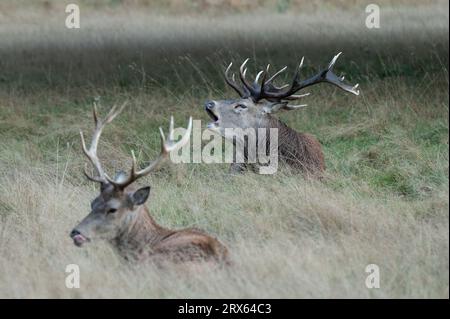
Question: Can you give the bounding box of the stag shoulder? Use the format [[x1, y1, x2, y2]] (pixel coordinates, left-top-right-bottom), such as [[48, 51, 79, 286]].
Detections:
[[269, 118, 325, 174]]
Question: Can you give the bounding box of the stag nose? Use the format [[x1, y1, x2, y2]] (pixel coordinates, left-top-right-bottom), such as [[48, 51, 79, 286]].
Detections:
[[205, 101, 215, 110], [70, 229, 80, 238]]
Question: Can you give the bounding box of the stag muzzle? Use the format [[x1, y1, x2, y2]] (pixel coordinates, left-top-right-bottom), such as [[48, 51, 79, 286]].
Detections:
[[204, 100, 220, 129], [70, 229, 90, 247]]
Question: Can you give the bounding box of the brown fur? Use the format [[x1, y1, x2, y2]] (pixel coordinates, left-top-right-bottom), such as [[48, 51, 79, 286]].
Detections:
[[238, 117, 325, 175], [111, 204, 229, 265], [269, 117, 325, 175]]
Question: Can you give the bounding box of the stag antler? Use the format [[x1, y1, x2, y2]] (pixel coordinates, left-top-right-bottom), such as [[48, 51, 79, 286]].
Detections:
[[224, 52, 360, 112], [106, 116, 192, 189], [80, 102, 192, 189], [80, 101, 128, 184]]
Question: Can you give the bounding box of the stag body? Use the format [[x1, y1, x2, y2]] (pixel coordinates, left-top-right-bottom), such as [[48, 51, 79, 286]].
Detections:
[[205, 53, 359, 175], [73, 183, 228, 264], [71, 103, 228, 264], [269, 116, 325, 173]]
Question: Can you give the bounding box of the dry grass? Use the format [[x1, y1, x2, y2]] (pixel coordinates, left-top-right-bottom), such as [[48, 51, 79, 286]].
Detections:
[[0, 159, 447, 298], [0, 1, 448, 298]]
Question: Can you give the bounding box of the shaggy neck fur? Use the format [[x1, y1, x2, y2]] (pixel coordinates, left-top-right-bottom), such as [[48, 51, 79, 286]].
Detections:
[[111, 206, 172, 260], [235, 114, 325, 174], [267, 116, 325, 173]]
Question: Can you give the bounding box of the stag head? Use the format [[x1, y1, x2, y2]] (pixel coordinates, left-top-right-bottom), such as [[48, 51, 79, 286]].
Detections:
[[70, 102, 192, 247], [205, 52, 359, 135]]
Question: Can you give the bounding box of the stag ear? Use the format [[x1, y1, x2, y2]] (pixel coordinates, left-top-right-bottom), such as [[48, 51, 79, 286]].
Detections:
[[131, 186, 151, 206]]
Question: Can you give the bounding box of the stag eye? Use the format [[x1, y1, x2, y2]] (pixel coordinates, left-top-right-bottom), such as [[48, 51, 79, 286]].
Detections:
[[234, 104, 247, 109], [107, 208, 117, 214]]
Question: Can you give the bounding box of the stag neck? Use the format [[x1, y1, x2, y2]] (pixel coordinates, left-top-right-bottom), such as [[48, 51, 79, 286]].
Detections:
[[111, 206, 172, 258], [265, 113, 285, 128]]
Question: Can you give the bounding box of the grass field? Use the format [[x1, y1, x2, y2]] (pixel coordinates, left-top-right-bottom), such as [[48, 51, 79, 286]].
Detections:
[[0, 0, 448, 298]]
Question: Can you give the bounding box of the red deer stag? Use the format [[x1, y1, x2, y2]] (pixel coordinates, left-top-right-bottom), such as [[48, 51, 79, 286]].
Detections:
[[204, 52, 359, 175], [70, 103, 229, 264]]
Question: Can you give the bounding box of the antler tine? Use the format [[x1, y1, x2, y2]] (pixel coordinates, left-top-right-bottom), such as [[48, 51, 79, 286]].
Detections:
[[265, 65, 287, 85], [273, 83, 289, 90], [239, 58, 249, 80], [283, 104, 307, 110], [165, 116, 193, 153], [159, 126, 166, 144], [328, 52, 341, 70], [242, 68, 248, 79], [168, 115, 174, 141], [224, 62, 245, 97], [286, 57, 304, 92], [299, 56, 305, 69], [107, 116, 193, 189], [254, 70, 264, 87], [283, 92, 311, 100], [239, 58, 255, 97]]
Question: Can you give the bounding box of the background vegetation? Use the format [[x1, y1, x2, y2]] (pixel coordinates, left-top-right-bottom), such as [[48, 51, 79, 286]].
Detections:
[[0, 0, 448, 298]]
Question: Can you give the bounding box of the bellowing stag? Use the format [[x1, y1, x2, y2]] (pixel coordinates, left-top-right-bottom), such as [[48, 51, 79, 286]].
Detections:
[[204, 52, 359, 175]]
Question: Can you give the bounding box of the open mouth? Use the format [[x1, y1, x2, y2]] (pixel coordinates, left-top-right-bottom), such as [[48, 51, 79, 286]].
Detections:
[[205, 108, 220, 129], [71, 233, 90, 247]]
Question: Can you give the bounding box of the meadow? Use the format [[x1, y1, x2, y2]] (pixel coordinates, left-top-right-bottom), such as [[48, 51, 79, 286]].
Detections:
[[0, 0, 448, 298]]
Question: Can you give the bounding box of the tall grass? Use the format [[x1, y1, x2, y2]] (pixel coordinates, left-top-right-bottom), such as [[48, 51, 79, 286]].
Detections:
[[0, 1, 448, 298]]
